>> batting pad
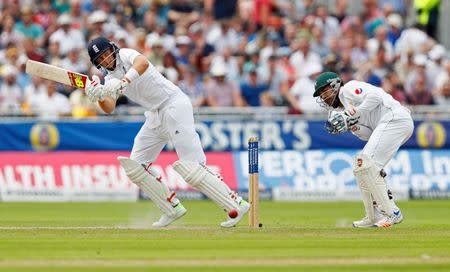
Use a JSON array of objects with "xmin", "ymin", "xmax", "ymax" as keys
[
  {"xmin": 118, "ymin": 156, "xmax": 176, "ymax": 216},
  {"xmin": 172, "ymin": 160, "xmax": 239, "ymax": 212},
  {"xmin": 353, "ymin": 154, "xmax": 394, "ymax": 216}
]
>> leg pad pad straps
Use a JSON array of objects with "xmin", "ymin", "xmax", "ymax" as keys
[
  {"xmin": 172, "ymin": 160, "xmax": 239, "ymax": 212},
  {"xmin": 118, "ymin": 156, "xmax": 176, "ymax": 216}
]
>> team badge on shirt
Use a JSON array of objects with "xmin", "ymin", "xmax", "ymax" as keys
[{"xmin": 355, "ymin": 88, "xmax": 363, "ymax": 95}]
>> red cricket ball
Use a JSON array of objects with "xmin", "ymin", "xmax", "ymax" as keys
[{"xmin": 228, "ymin": 209, "xmax": 238, "ymax": 218}]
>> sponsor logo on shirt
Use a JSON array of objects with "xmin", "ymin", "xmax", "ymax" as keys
[{"xmin": 355, "ymin": 88, "xmax": 363, "ymax": 95}]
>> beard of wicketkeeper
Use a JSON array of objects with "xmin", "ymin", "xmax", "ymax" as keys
[{"xmin": 318, "ymin": 85, "xmax": 343, "ymax": 109}]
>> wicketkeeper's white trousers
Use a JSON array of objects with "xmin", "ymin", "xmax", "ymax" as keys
[{"xmin": 361, "ymin": 107, "xmax": 414, "ymax": 169}]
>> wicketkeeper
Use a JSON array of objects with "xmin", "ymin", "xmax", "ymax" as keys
[
  {"xmin": 313, "ymin": 72, "xmax": 414, "ymax": 228},
  {"xmin": 84, "ymin": 37, "xmax": 249, "ymax": 228}
]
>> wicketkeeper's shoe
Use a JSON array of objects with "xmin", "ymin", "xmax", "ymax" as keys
[
  {"xmin": 352, "ymin": 206, "xmax": 384, "ymax": 228},
  {"xmin": 152, "ymin": 203, "xmax": 187, "ymax": 228},
  {"xmin": 373, "ymin": 209, "xmax": 403, "ymax": 228},
  {"xmin": 220, "ymin": 199, "xmax": 250, "ymax": 228}
]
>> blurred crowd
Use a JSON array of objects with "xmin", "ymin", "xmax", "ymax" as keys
[{"xmin": 0, "ymin": 0, "xmax": 449, "ymax": 119}]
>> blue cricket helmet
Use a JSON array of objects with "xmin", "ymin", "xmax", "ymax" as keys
[{"xmin": 87, "ymin": 37, "xmax": 119, "ymax": 69}]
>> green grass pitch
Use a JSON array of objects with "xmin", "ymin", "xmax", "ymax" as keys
[{"xmin": 0, "ymin": 200, "xmax": 449, "ymax": 271}]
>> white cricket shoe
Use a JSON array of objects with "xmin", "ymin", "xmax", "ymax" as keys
[
  {"xmin": 152, "ymin": 203, "xmax": 187, "ymax": 228},
  {"xmin": 352, "ymin": 206, "xmax": 384, "ymax": 228},
  {"xmin": 220, "ymin": 200, "xmax": 250, "ymax": 228},
  {"xmin": 374, "ymin": 209, "xmax": 403, "ymax": 228}
]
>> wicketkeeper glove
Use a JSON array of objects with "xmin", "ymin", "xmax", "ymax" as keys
[{"xmin": 325, "ymin": 108, "xmax": 360, "ymax": 134}]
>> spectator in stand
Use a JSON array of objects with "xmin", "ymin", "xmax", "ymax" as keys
[
  {"xmin": 243, "ymin": 52, "xmax": 263, "ymax": 79},
  {"xmin": 162, "ymin": 51, "xmax": 181, "ymax": 83},
  {"xmin": 427, "ymin": 44, "xmax": 447, "ymax": 85},
  {"xmin": 0, "ymin": 65, "xmax": 22, "ymax": 114},
  {"xmin": 46, "ymin": 41, "xmax": 63, "ymax": 67},
  {"xmin": 69, "ymin": 88, "xmax": 98, "ymax": 118},
  {"xmin": 435, "ymin": 60, "xmax": 450, "ymax": 93},
  {"xmin": 174, "ymin": 35, "xmax": 192, "ymax": 67},
  {"xmin": 435, "ymin": 79, "xmax": 450, "ymax": 106},
  {"xmin": 211, "ymin": 20, "xmax": 240, "ymax": 54},
  {"xmin": 356, "ymin": 45, "xmax": 392, "ymax": 85},
  {"xmin": 382, "ymin": 72, "xmax": 407, "ymax": 104},
  {"xmin": 259, "ymin": 55, "xmax": 282, "ymax": 97},
  {"xmin": 260, "ymin": 32, "xmax": 283, "ymax": 64},
  {"xmin": 146, "ymin": 20, "xmax": 176, "ymax": 53},
  {"xmin": 188, "ymin": 22, "xmax": 215, "ymax": 58},
  {"xmin": 0, "ymin": 42, "xmax": 27, "ymax": 67},
  {"xmin": 350, "ymin": 33, "xmax": 370, "ymax": 69},
  {"xmin": 331, "ymin": 0, "xmax": 349, "ymax": 23},
  {"xmin": 327, "ymin": 36, "xmax": 343, "ymax": 64},
  {"xmin": 367, "ymin": 25, "xmax": 394, "ymax": 63},
  {"xmin": 379, "ymin": 0, "xmax": 407, "ymax": 16},
  {"xmin": 394, "ymin": 48, "xmax": 415, "ymax": 83},
  {"xmin": 49, "ymin": 14, "xmax": 85, "ymax": 57},
  {"xmin": 14, "ymin": 6, "xmax": 45, "ymax": 47},
  {"xmin": 147, "ymin": 37, "xmax": 166, "ymax": 69},
  {"xmin": 290, "ymin": 37, "xmax": 321, "ymax": 78},
  {"xmin": 361, "ymin": 0, "xmax": 383, "ymax": 36},
  {"xmin": 240, "ymin": 66, "xmax": 269, "ymax": 107},
  {"xmin": 406, "ymin": 73, "xmax": 435, "ymax": 105},
  {"xmin": 87, "ymin": 10, "xmax": 120, "ymax": 39},
  {"xmin": 253, "ymin": 0, "xmax": 275, "ymax": 28},
  {"xmin": 211, "ymin": 46, "xmax": 240, "ymax": 82},
  {"xmin": 60, "ymin": 48, "xmax": 88, "ymax": 74},
  {"xmin": 204, "ymin": 63, "xmax": 244, "ymax": 107},
  {"xmin": 27, "ymin": 80, "xmax": 71, "ymax": 120},
  {"xmin": 22, "ymin": 38, "xmax": 45, "ymax": 63},
  {"xmin": 0, "ymin": 15, "xmax": 24, "ymax": 48},
  {"xmin": 314, "ymin": 4, "xmax": 341, "ymax": 43},
  {"xmin": 386, "ymin": 13, "xmax": 403, "ymax": 47},
  {"xmin": 404, "ymin": 54, "xmax": 435, "ymax": 95},
  {"xmin": 178, "ymin": 68, "xmax": 205, "ymax": 107},
  {"xmin": 204, "ymin": 0, "xmax": 237, "ymax": 20},
  {"xmin": 310, "ymin": 26, "xmax": 330, "ymax": 59},
  {"xmin": 167, "ymin": 0, "xmax": 200, "ymax": 33},
  {"xmin": 24, "ymin": 77, "xmax": 46, "ymax": 101},
  {"xmin": 23, "ymin": 77, "xmax": 46, "ymax": 115},
  {"xmin": 394, "ymin": 23, "xmax": 430, "ymax": 58},
  {"xmin": 295, "ymin": 0, "xmax": 317, "ymax": 20},
  {"xmin": 290, "ymin": 62, "xmax": 323, "ymax": 114}
]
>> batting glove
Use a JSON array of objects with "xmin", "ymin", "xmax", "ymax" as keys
[
  {"xmin": 86, "ymin": 75, "xmax": 105, "ymax": 103},
  {"xmin": 104, "ymin": 78, "xmax": 129, "ymax": 99}
]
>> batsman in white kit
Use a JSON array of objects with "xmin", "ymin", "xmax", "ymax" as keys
[
  {"xmin": 313, "ymin": 72, "xmax": 414, "ymax": 228},
  {"xmin": 85, "ymin": 37, "xmax": 249, "ymax": 228}
]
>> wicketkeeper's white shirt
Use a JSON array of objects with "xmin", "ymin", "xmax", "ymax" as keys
[
  {"xmin": 338, "ymin": 80, "xmax": 407, "ymax": 130},
  {"xmin": 338, "ymin": 80, "xmax": 414, "ymax": 168}
]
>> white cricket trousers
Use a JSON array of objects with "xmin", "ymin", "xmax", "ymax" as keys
[
  {"xmin": 130, "ymin": 91, "xmax": 206, "ymax": 165},
  {"xmin": 361, "ymin": 107, "xmax": 414, "ymax": 169}
]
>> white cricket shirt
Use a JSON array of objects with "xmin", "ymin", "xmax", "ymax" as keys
[
  {"xmin": 105, "ymin": 48, "xmax": 180, "ymax": 110},
  {"xmin": 338, "ymin": 80, "xmax": 406, "ymax": 130}
]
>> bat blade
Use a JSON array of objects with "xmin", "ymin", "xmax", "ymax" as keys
[{"xmin": 25, "ymin": 60, "xmax": 89, "ymax": 90}]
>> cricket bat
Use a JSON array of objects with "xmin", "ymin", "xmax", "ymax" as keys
[{"xmin": 25, "ymin": 60, "xmax": 90, "ymax": 90}]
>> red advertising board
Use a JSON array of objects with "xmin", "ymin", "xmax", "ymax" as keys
[{"xmin": 0, "ymin": 151, "xmax": 237, "ymax": 201}]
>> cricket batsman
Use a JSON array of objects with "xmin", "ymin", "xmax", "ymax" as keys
[
  {"xmin": 313, "ymin": 72, "xmax": 414, "ymax": 228},
  {"xmin": 84, "ymin": 37, "xmax": 249, "ymax": 228}
]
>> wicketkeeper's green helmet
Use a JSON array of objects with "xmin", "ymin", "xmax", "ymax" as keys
[{"xmin": 313, "ymin": 72, "xmax": 342, "ymax": 97}]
